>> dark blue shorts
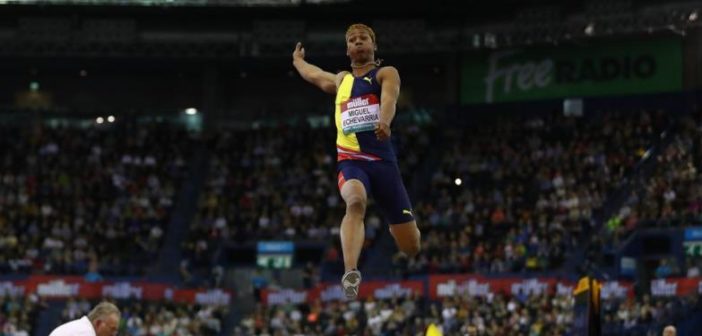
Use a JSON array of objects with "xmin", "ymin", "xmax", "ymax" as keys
[{"xmin": 337, "ymin": 160, "xmax": 414, "ymax": 225}]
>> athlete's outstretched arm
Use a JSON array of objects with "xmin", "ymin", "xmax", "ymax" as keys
[
  {"xmin": 292, "ymin": 42, "xmax": 337, "ymax": 94},
  {"xmin": 375, "ymin": 66, "xmax": 401, "ymax": 141}
]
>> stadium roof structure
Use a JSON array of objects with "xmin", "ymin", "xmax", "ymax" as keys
[
  {"xmin": 0, "ymin": 0, "xmax": 698, "ymax": 57},
  {"xmin": 0, "ymin": 0, "xmax": 349, "ymax": 5}
]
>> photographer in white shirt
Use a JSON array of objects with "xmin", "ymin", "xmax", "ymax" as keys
[{"xmin": 49, "ymin": 301, "xmax": 120, "ymax": 336}]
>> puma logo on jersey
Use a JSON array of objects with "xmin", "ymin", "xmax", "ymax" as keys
[{"xmin": 362, "ymin": 77, "xmax": 372, "ymax": 85}]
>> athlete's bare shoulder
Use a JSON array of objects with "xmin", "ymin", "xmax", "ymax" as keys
[
  {"xmin": 375, "ymin": 66, "xmax": 400, "ymax": 84},
  {"xmin": 334, "ymin": 71, "xmax": 351, "ymax": 89},
  {"xmin": 377, "ymin": 65, "xmax": 398, "ymax": 72}
]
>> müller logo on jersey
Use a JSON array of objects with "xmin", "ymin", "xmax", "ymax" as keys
[
  {"xmin": 340, "ymin": 94, "xmax": 380, "ymax": 135},
  {"xmin": 345, "ymin": 96, "xmax": 371, "ymax": 109}
]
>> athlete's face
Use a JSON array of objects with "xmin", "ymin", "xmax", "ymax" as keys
[{"xmin": 346, "ymin": 29, "xmax": 376, "ymax": 62}]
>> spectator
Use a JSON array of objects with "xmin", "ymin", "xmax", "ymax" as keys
[
  {"xmin": 0, "ymin": 124, "xmax": 194, "ymax": 276},
  {"xmin": 656, "ymin": 259, "xmax": 673, "ymax": 279},
  {"xmin": 686, "ymin": 258, "xmax": 700, "ymax": 278}
]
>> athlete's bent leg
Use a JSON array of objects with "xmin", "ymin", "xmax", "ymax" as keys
[{"xmin": 389, "ymin": 220, "xmax": 421, "ymax": 258}]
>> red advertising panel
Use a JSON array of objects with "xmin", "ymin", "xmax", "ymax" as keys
[
  {"xmin": 261, "ymin": 276, "xmax": 638, "ymax": 305},
  {"xmin": 428, "ymin": 275, "xmax": 633, "ymax": 300},
  {"xmin": 262, "ymin": 280, "xmax": 424, "ymax": 305},
  {"xmin": 650, "ymin": 278, "xmax": 702, "ymax": 297},
  {"xmin": 0, "ymin": 276, "xmax": 232, "ymax": 305}
]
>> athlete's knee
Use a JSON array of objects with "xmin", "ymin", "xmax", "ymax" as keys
[
  {"xmin": 402, "ymin": 229, "xmax": 421, "ymax": 257},
  {"xmin": 345, "ymin": 195, "xmax": 367, "ymax": 216},
  {"xmin": 393, "ymin": 225, "xmax": 420, "ymax": 257}
]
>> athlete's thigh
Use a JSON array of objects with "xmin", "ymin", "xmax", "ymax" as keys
[
  {"xmin": 365, "ymin": 161, "xmax": 414, "ymax": 224},
  {"xmin": 337, "ymin": 160, "xmax": 371, "ymax": 202}
]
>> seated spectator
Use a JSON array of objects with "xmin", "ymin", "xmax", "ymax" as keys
[
  {"xmin": 686, "ymin": 257, "xmax": 701, "ymax": 278},
  {"xmin": 400, "ymin": 110, "xmax": 669, "ymax": 276},
  {"xmin": 58, "ymin": 299, "xmax": 227, "ymax": 336},
  {"xmin": 655, "ymin": 258, "xmax": 680, "ymax": 279},
  {"xmin": 186, "ymin": 123, "xmax": 434, "ymax": 282},
  {"xmin": 0, "ymin": 293, "xmax": 48, "ymax": 336},
  {"xmin": 0, "ymin": 123, "xmax": 195, "ymax": 276},
  {"xmin": 243, "ymin": 288, "xmax": 702, "ymax": 336}
]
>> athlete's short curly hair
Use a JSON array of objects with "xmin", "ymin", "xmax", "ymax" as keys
[{"xmin": 346, "ymin": 23, "xmax": 376, "ymax": 44}]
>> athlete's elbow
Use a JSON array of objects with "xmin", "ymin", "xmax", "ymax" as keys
[{"xmin": 321, "ymin": 83, "xmax": 337, "ymax": 94}]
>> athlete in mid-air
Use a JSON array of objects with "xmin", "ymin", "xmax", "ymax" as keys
[{"xmin": 292, "ymin": 23, "xmax": 421, "ymax": 299}]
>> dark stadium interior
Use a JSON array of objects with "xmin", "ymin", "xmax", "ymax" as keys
[{"xmin": 1, "ymin": 0, "xmax": 702, "ymax": 335}]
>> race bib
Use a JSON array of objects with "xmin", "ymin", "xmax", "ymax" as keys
[{"xmin": 340, "ymin": 94, "xmax": 380, "ymax": 135}]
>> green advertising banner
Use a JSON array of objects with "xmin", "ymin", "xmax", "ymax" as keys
[{"xmin": 460, "ymin": 38, "xmax": 682, "ymax": 104}]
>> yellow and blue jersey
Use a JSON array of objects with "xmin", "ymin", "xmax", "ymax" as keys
[
  {"xmin": 334, "ymin": 68, "xmax": 414, "ymax": 224},
  {"xmin": 335, "ymin": 68, "xmax": 396, "ymax": 162}
]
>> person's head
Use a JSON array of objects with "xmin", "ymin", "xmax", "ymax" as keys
[
  {"xmin": 88, "ymin": 302, "xmax": 120, "ymax": 336},
  {"xmin": 345, "ymin": 23, "xmax": 377, "ymax": 64},
  {"xmin": 663, "ymin": 325, "xmax": 676, "ymax": 336}
]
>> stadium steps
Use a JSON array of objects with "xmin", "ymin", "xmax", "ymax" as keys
[
  {"xmin": 151, "ymin": 141, "xmax": 210, "ymax": 280},
  {"xmin": 408, "ymin": 123, "xmax": 444, "ymax": 206},
  {"xmin": 568, "ymin": 121, "xmax": 677, "ymax": 278},
  {"xmin": 362, "ymin": 228, "xmax": 400, "ymax": 279},
  {"xmin": 33, "ymin": 301, "xmax": 65, "ymax": 336},
  {"xmin": 220, "ymin": 268, "xmax": 278, "ymax": 334},
  {"xmin": 226, "ymin": 267, "xmax": 304, "ymax": 303},
  {"xmin": 229, "ymin": 268, "xmax": 255, "ymax": 297},
  {"xmin": 277, "ymin": 268, "xmax": 304, "ymax": 288},
  {"xmin": 221, "ymin": 293, "xmax": 254, "ymax": 336}
]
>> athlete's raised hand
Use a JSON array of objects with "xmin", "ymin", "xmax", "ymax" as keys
[
  {"xmin": 292, "ymin": 42, "xmax": 305, "ymax": 62},
  {"xmin": 375, "ymin": 122, "xmax": 391, "ymax": 141}
]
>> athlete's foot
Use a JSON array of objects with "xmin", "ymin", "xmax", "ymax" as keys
[{"xmin": 341, "ymin": 269, "xmax": 362, "ymax": 299}]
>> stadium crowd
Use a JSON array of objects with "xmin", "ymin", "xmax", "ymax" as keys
[
  {"xmin": 0, "ymin": 293, "xmax": 47, "ymax": 336},
  {"xmin": 183, "ymin": 123, "xmax": 434, "ymax": 281},
  {"xmin": 0, "ymin": 124, "xmax": 194, "ymax": 276},
  {"xmin": 2, "ymin": 109, "xmax": 698, "ymax": 335},
  {"xmin": 60, "ymin": 298, "xmax": 227, "ymax": 336},
  {"xmin": 598, "ymin": 111, "xmax": 702, "ymax": 277},
  {"xmin": 239, "ymin": 290, "xmax": 702, "ymax": 336},
  {"xmin": 392, "ymin": 111, "xmax": 671, "ymax": 276}
]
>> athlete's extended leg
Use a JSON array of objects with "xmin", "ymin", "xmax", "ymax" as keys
[
  {"xmin": 389, "ymin": 220, "xmax": 421, "ymax": 257},
  {"xmin": 340, "ymin": 179, "xmax": 367, "ymax": 271},
  {"xmin": 339, "ymin": 179, "xmax": 367, "ymax": 299}
]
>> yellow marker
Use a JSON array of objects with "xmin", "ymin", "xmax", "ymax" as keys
[{"xmin": 426, "ymin": 323, "xmax": 443, "ymax": 336}]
